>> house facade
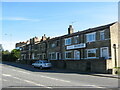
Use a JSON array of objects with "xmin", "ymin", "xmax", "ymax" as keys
[
  {"xmin": 61, "ymin": 24, "xmax": 112, "ymax": 60},
  {"xmin": 16, "ymin": 22, "xmax": 120, "ymax": 74}
]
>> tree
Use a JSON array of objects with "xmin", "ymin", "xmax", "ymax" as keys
[
  {"xmin": 10, "ymin": 49, "xmax": 20, "ymax": 61},
  {"xmin": 2, "ymin": 49, "xmax": 20, "ymax": 62},
  {"xmin": 2, "ymin": 50, "xmax": 10, "ymax": 61},
  {"xmin": 2, "ymin": 50, "xmax": 10, "ymax": 55},
  {"xmin": 11, "ymin": 49, "xmax": 20, "ymax": 59}
]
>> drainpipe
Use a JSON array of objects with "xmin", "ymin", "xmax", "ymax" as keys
[{"xmin": 113, "ymin": 44, "xmax": 117, "ymax": 68}]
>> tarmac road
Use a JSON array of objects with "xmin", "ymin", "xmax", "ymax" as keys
[{"xmin": 1, "ymin": 61, "xmax": 119, "ymax": 90}]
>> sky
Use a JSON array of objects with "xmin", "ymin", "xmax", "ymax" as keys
[{"xmin": 1, "ymin": 2, "xmax": 118, "ymax": 51}]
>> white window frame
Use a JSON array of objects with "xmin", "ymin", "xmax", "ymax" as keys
[
  {"xmin": 56, "ymin": 52, "xmax": 61, "ymax": 60},
  {"xmin": 28, "ymin": 54, "xmax": 31, "ymax": 59},
  {"xmin": 74, "ymin": 35, "xmax": 79, "ymax": 44},
  {"xmin": 87, "ymin": 48, "xmax": 97, "ymax": 59},
  {"xmin": 42, "ymin": 53, "xmax": 46, "ymax": 59},
  {"xmin": 86, "ymin": 32, "xmax": 96, "ymax": 42},
  {"xmin": 65, "ymin": 38, "xmax": 72, "ymax": 45},
  {"xmin": 51, "ymin": 43, "xmax": 55, "ymax": 48},
  {"xmin": 49, "ymin": 52, "xmax": 56, "ymax": 60},
  {"xmin": 100, "ymin": 30, "xmax": 105, "ymax": 40},
  {"xmin": 32, "ymin": 53, "xmax": 35, "ymax": 59},
  {"xmin": 65, "ymin": 51, "xmax": 72, "ymax": 59},
  {"xmin": 28, "ymin": 45, "xmax": 31, "ymax": 50},
  {"xmin": 100, "ymin": 47, "xmax": 109, "ymax": 59},
  {"xmin": 56, "ymin": 40, "xmax": 60, "ymax": 46},
  {"xmin": 74, "ymin": 50, "xmax": 80, "ymax": 60}
]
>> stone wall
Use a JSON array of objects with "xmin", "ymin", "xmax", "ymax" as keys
[{"xmin": 50, "ymin": 59, "xmax": 112, "ymax": 73}]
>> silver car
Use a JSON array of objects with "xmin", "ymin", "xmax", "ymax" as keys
[{"xmin": 32, "ymin": 60, "xmax": 52, "ymax": 69}]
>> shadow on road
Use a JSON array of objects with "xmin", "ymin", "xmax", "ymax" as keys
[{"xmin": 1, "ymin": 61, "xmax": 107, "ymax": 75}]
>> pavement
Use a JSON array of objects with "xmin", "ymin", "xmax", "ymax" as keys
[
  {"xmin": 1, "ymin": 61, "xmax": 119, "ymax": 79},
  {"xmin": 52, "ymin": 68, "xmax": 119, "ymax": 79}
]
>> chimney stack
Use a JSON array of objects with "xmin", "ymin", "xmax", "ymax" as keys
[
  {"xmin": 42, "ymin": 34, "xmax": 47, "ymax": 41},
  {"xmin": 68, "ymin": 25, "xmax": 74, "ymax": 34}
]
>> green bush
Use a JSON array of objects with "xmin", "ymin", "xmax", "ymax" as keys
[{"xmin": 2, "ymin": 49, "xmax": 20, "ymax": 62}]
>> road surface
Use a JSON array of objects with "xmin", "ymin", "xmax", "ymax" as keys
[{"xmin": 0, "ymin": 62, "xmax": 119, "ymax": 90}]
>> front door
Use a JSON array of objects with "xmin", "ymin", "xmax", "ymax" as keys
[
  {"xmin": 32, "ymin": 53, "xmax": 35, "ymax": 59},
  {"xmin": 74, "ymin": 50, "xmax": 80, "ymax": 60},
  {"xmin": 101, "ymin": 47, "xmax": 109, "ymax": 59},
  {"xmin": 56, "ymin": 52, "xmax": 61, "ymax": 60}
]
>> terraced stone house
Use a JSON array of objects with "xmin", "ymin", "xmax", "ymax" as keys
[{"xmin": 16, "ymin": 22, "xmax": 120, "ymax": 74}]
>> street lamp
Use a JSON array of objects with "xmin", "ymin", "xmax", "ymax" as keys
[{"xmin": 113, "ymin": 44, "xmax": 117, "ymax": 67}]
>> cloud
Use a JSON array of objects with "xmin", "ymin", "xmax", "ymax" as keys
[{"xmin": 1, "ymin": 17, "xmax": 40, "ymax": 21}]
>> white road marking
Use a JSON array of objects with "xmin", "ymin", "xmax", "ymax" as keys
[
  {"xmin": 87, "ymin": 84, "xmax": 105, "ymax": 88},
  {"xmin": 2, "ymin": 74, "xmax": 52, "ymax": 89},
  {"xmin": 1, "ymin": 73, "xmax": 108, "ymax": 89},
  {"xmin": 3, "ymin": 66, "xmax": 30, "ymax": 74},
  {"xmin": 2, "ymin": 74, "xmax": 11, "ymax": 77},
  {"xmin": 12, "ymin": 76, "xmax": 23, "ymax": 80},
  {"xmin": 39, "ymin": 75, "xmax": 106, "ymax": 88},
  {"xmin": 40, "ymin": 75, "xmax": 70, "ymax": 83},
  {"xmin": 23, "ymin": 80, "xmax": 52, "ymax": 89},
  {"xmin": 3, "ymin": 79, "xmax": 8, "ymax": 81},
  {"xmin": 12, "ymin": 69, "xmax": 30, "ymax": 74}
]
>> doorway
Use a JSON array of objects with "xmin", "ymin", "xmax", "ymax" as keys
[{"xmin": 74, "ymin": 50, "xmax": 80, "ymax": 60}]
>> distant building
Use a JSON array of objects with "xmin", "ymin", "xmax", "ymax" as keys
[{"xmin": 16, "ymin": 22, "xmax": 120, "ymax": 74}]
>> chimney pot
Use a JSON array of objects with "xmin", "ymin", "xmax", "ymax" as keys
[{"xmin": 68, "ymin": 25, "xmax": 74, "ymax": 34}]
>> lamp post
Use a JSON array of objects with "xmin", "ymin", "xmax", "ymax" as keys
[{"xmin": 113, "ymin": 44, "xmax": 117, "ymax": 67}]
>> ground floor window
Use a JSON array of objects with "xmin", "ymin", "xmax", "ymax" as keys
[
  {"xmin": 21, "ymin": 54, "xmax": 26, "ymax": 60},
  {"xmin": 49, "ymin": 52, "xmax": 56, "ymax": 60},
  {"xmin": 65, "ymin": 51, "xmax": 72, "ymax": 59},
  {"xmin": 42, "ymin": 53, "xmax": 46, "ymax": 59},
  {"xmin": 87, "ymin": 49, "xmax": 96, "ymax": 59},
  {"xmin": 28, "ymin": 54, "xmax": 31, "ymax": 59}
]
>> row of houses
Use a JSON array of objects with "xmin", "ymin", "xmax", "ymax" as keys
[{"xmin": 16, "ymin": 22, "xmax": 120, "ymax": 74}]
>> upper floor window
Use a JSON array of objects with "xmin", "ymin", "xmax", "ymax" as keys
[
  {"xmin": 28, "ymin": 45, "xmax": 31, "ymax": 50},
  {"xmin": 56, "ymin": 40, "xmax": 59, "ymax": 46},
  {"xmin": 74, "ymin": 35, "xmax": 79, "ymax": 44},
  {"xmin": 100, "ymin": 31, "xmax": 105, "ymax": 40},
  {"xmin": 39, "ymin": 44, "xmax": 42, "ymax": 49},
  {"xmin": 42, "ymin": 43, "xmax": 46, "ymax": 48},
  {"xmin": 86, "ymin": 32, "xmax": 96, "ymax": 42},
  {"xmin": 51, "ymin": 43, "xmax": 55, "ymax": 48},
  {"xmin": 34, "ymin": 44, "xmax": 38, "ymax": 49},
  {"xmin": 65, "ymin": 38, "xmax": 71, "ymax": 45}
]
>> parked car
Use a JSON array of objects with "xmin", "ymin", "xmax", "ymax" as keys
[{"xmin": 32, "ymin": 60, "xmax": 52, "ymax": 69}]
